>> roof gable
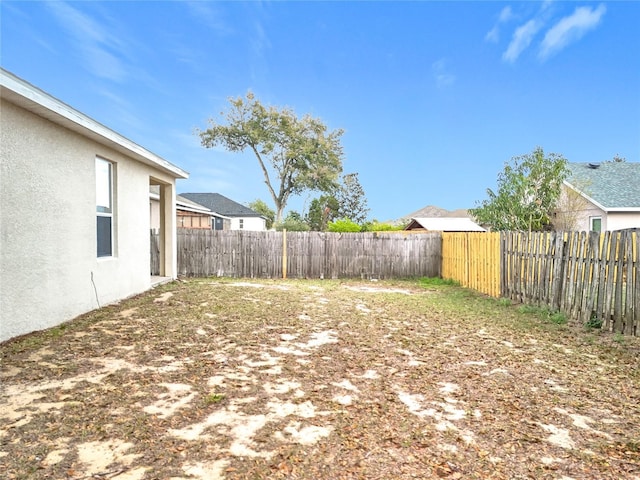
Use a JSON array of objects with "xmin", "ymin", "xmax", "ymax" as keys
[
  {"xmin": 180, "ymin": 193, "xmax": 263, "ymax": 218},
  {"xmin": 565, "ymin": 162, "xmax": 640, "ymax": 210},
  {"xmin": 405, "ymin": 205, "xmax": 470, "ymax": 219}
]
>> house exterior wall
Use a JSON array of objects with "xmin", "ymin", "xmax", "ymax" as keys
[
  {"xmin": 177, "ymin": 211, "xmax": 211, "ymax": 229},
  {"xmin": 212, "ymin": 215, "xmax": 231, "ymax": 231},
  {"xmin": 555, "ymin": 185, "xmax": 602, "ymax": 231},
  {"xmin": 571, "ymin": 204, "xmax": 606, "ymax": 232},
  {"xmin": 555, "ymin": 185, "xmax": 640, "ymax": 232},
  {"xmin": 230, "ymin": 216, "xmax": 266, "ymax": 231},
  {"xmin": 0, "ymin": 98, "xmax": 178, "ymax": 342},
  {"xmin": 558, "ymin": 204, "xmax": 640, "ymax": 232},
  {"xmin": 607, "ymin": 212, "xmax": 640, "ymax": 231}
]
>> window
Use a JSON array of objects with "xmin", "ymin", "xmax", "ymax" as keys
[
  {"xmin": 239, "ymin": 219, "xmax": 244, "ymax": 229},
  {"xmin": 96, "ymin": 158, "xmax": 114, "ymax": 257},
  {"xmin": 590, "ymin": 216, "xmax": 602, "ymax": 233}
]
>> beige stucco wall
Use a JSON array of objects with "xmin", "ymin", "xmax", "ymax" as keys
[
  {"xmin": 0, "ymin": 99, "xmax": 177, "ymax": 342},
  {"xmin": 554, "ymin": 185, "xmax": 640, "ymax": 232},
  {"xmin": 607, "ymin": 212, "xmax": 640, "ymax": 230},
  {"xmin": 562, "ymin": 206, "xmax": 640, "ymax": 232},
  {"xmin": 573, "ymin": 205, "xmax": 607, "ymax": 232}
]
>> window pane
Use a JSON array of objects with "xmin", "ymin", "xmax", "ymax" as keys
[
  {"xmin": 591, "ymin": 218, "xmax": 602, "ymax": 232},
  {"xmin": 97, "ymin": 216, "xmax": 112, "ymax": 257},
  {"xmin": 96, "ymin": 159, "xmax": 111, "ymax": 213}
]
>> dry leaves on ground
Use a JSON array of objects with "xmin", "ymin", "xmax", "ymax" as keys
[{"xmin": 1, "ymin": 278, "xmax": 639, "ymax": 480}]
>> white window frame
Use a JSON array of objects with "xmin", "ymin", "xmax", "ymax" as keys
[
  {"xmin": 96, "ymin": 157, "xmax": 114, "ymax": 257},
  {"xmin": 239, "ymin": 218, "xmax": 244, "ymax": 230},
  {"xmin": 590, "ymin": 216, "xmax": 602, "ymax": 233}
]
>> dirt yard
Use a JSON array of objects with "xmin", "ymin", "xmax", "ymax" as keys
[{"xmin": 1, "ymin": 278, "xmax": 639, "ymax": 479}]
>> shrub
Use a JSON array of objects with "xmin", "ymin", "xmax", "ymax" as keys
[
  {"xmin": 327, "ymin": 218, "xmax": 361, "ymax": 232},
  {"xmin": 585, "ymin": 314, "xmax": 603, "ymax": 330},
  {"xmin": 361, "ymin": 221, "xmax": 404, "ymax": 232},
  {"xmin": 274, "ymin": 219, "xmax": 310, "ymax": 232}
]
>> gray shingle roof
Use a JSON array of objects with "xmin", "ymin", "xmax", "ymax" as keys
[
  {"xmin": 565, "ymin": 162, "xmax": 640, "ymax": 210},
  {"xmin": 179, "ymin": 193, "xmax": 264, "ymax": 217}
]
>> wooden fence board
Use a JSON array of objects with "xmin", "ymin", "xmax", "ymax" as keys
[
  {"xmin": 442, "ymin": 232, "xmax": 500, "ymax": 297},
  {"xmin": 174, "ymin": 229, "xmax": 441, "ymax": 280},
  {"xmin": 624, "ymin": 231, "xmax": 634, "ymax": 335},
  {"xmin": 635, "ymin": 231, "xmax": 640, "ymax": 336},
  {"xmin": 153, "ymin": 227, "xmax": 638, "ymax": 336},
  {"xmin": 150, "ymin": 230, "xmax": 160, "ymax": 275},
  {"xmin": 501, "ymin": 230, "xmax": 638, "ymax": 337}
]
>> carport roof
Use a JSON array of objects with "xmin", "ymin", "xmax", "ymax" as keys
[{"xmin": 405, "ymin": 217, "xmax": 486, "ymax": 232}]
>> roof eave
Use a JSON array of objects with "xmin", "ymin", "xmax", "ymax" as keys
[
  {"xmin": 1, "ymin": 68, "xmax": 188, "ymax": 180},
  {"xmin": 563, "ymin": 180, "xmax": 609, "ymax": 212}
]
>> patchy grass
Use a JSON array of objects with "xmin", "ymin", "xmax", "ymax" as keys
[
  {"xmin": 204, "ymin": 393, "xmax": 226, "ymax": 405},
  {"xmin": 516, "ymin": 304, "xmax": 568, "ymax": 327},
  {"xmin": 1, "ymin": 278, "xmax": 639, "ymax": 480},
  {"xmin": 418, "ymin": 276, "xmax": 461, "ymax": 287}
]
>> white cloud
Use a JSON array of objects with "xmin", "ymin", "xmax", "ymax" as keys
[
  {"xmin": 499, "ymin": 6, "xmax": 514, "ymax": 23},
  {"xmin": 503, "ymin": 19, "xmax": 543, "ymax": 63},
  {"xmin": 45, "ymin": 1, "xmax": 129, "ymax": 82},
  {"xmin": 539, "ymin": 4, "xmax": 606, "ymax": 60},
  {"xmin": 485, "ymin": 6, "xmax": 514, "ymax": 43},
  {"xmin": 485, "ymin": 26, "xmax": 499, "ymax": 43},
  {"xmin": 250, "ymin": 20, "xmax": 271, "ymax": 60},
  {"xmin": 432, "ymin": 59, "xmax": 455, "ymax": 88},
  {"xmin": 185, "ymin": 1, "xmax": 232, "ymax": 35}
]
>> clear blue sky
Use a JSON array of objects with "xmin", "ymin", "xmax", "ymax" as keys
[{"xmin": 2, "ymin": 1, "xmax": 638, "ymax": 221}]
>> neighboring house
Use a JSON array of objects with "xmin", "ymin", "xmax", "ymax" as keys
[
  {"xmin": 150, "ymin": 189, "xmax": 230, "ymax": 230},
  {"xmin": 0, "ymin": 68, "xmax": 188, "ymax": 343},
  {"xmin": 405, "ymin": 217, "xmax": 486, "ymax": 232},
  {"xmin": 555, "ymin": 162, "xmax": 640, "ymax": 232},
  {"xmin": 180, "ymin": 193, "xmax": 267, "ymax": 231},
  {"xmin": 392, "ymin": 205, "xmax": 470, "ymax": 227},
  {"xmin": 405, "ymin": 205, "xmax": 471, "ymax": 219}
]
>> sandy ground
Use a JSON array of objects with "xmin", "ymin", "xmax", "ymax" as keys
[{"xmin": 1, "ymin": 279, "xmax": 639, "ymax": 479}]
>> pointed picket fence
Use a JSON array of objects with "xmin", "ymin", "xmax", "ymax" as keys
[{"xmin": 501, "ymin": 230, "xmax": 639, "ymax": 335}]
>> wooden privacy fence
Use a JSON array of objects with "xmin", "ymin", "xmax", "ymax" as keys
[
  {"xmin": 152, "ymin": 227, "xmax": 638, "ymax": 336},
  {"xmin": 175, "ymin": 229, "xmax": 442, "ymax": 280},
  {"xmin": 150, "ymin": 231, "xmax": 160, "ymax": 276},
  {"xmin": 442, "ymin": 232, "xmax": 501, "ymax": 297},
  {"xmin": 440, "ymin": 230, "xmax": 638, "ymax": 336},
  {"xmin": 502, "ymin": 230, "xmax": 639, "ymax": 336}
]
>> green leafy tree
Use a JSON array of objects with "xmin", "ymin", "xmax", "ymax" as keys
[
  {"xmin": 248, "ymin": 199, "xmax": 275, "ymax": 229},
  {"xmin": 335, "ymin": 173, "xmax": 369, "ymax": 224},
  {"xmin": 327, "ymin": 218, "xmax": 362, "ymax": 232},
  {"xmin": 469, "ymin": 147, "xmax": 568, "ymax": 231},
  {"xmin": 306, "ymin": 194, "xmax": 339, "ymax": 231},
  {"xmin": 274, "ymin": 211, "xmax": 310, "ymax": 232},
  {"xmin": 198, "ymin": 92, "xmax": 344, "ymax": 223}
]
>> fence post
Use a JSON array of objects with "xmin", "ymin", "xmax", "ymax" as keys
[
  {"xmin": 550, "ymin": 233, "xmax": 565, "ymax": 311},
  {"xmin": 282, "ymin": 229, "xmax": 287, "ymax": 279}
]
